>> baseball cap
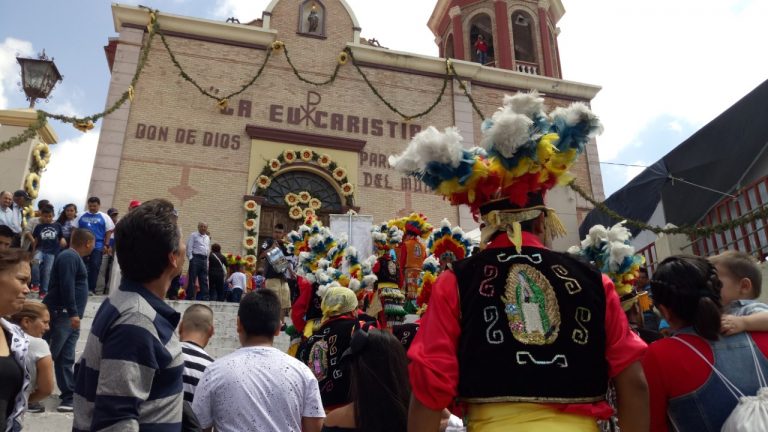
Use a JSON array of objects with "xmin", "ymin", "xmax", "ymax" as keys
[
  {"xmin": 107, "ymin": 208, "xmax": 119, "ymax": 216},
  {"xmin": 13, "ymin": 190, "xmax": 30, "ymax": 200},
  {"xmin": 128, "ymin": 200, "xmax": 141, "ymax": 209}
]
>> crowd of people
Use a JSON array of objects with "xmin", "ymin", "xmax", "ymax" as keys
[{"xmin": 2, "ymin": 92, "xmax": 768, "ymax": 432}]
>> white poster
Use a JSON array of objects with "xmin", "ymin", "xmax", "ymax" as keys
[{"xmin": 330, "ymin": 214, "xmax": 374, "ymax": 259}]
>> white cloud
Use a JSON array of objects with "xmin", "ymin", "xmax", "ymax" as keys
[
  {"xmin": 37, "ymin": 129, "xmax": 100, "ymax": 212},
  {"xmin": 0, "ymin": 37, "xmax": 34, "ymax": 109},
  {"xmin": 668, "ymin": 120, "xmax": 683, "ymax": 133},
  {"xmin": 559, "ymin": 0, "xmax": 768, "ymax": 162}
]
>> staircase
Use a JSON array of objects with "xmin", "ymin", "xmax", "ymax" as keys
[{"xmin": 77, "ymin": 296, "xmax": 291, "ymax": 359}]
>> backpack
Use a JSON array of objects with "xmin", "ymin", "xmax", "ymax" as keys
[{"xmin": 672, "ymin": 335, "xmax": 768, "ymax": 432}]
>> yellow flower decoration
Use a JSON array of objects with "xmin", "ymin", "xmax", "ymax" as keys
[
  {"xmin": 283, "ymin": 150, "xmax": 297, "ymax": 163},
  {"xmin": 289, "ymin": 206, "xmax": 304, "ymax": 220},
  {"xmin": 269, "ymin": 159, "xmax": 281, "ymax": 172},
  {"xmin": 217, "ymin": 98, "xmax": 229, "ymax": 110},
  {"xmin": 341, "ymin": 183, "xmax": 354, "ymax": 196},
  {"xmin": 25, "ymin": 173, "xmax": 40, "ymax": 199},
  {"xmin": 300, "ymin": 149, "xmax": 313, "ymax": 162},
  {"xmin": 298, "ymin": 191, "xmax": 311, "ymax": 204},
  {"xmin": 243, "ymin": 200, "xmax": 258, "ymax": 211},
  {"xmin": 285, "ymin": 193, "xmax": 299, "ymax": 206},
  {"xmin": 338, "ymin": 51, "xmax": 349, "ymax": 65},
  {"xmin": 333, "ymin": 167, "xmax": 347, "ymax": 181},
  {"xmin": 309, "ymin": 198, "xmax": 322, "ymax": 210},
  {"xmin": 303, "ymin": 207, "xmax": 316, "ymax": 219},
  {"xmin": 244, "ymin": 219, "xmax": 258, "ymax": 230},
  {"xmin": 256, "ymin": 175, "xmax": 271, "ymax": 189},
  {"xmin": 244, "ymin": 255, "xmax": 258, "ymax": 267},
  {"xmin": 32, "ymin": 142, "xmax": 50, "ymax": 170},
  {"xmin": 243, "ymin": 236, "xmax": 257, "ymax": 249},
  {"xmin": 271, "ymin": 40, "xmax": 285, "ymax": 51},
  {"xmin": 318, "ymin": 154, "xmax": 332, "ymax": 167},
  {"xmin": 74, "ymin": 120, "xmax": 94, "ymax": 132}
]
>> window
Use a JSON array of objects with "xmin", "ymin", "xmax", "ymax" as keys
[
  {"xmin": 512, "ymin": 11, "xmax": 536, "ymax": 63},
  {"xmin": 469, "ymin": 13, "xmax": 494, "ymax": 65},
  {"xmin": 261, "ymin": 170, "xmax": 342, "ymax": 212}
]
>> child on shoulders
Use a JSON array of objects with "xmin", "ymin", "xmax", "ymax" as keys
[{"xmin": 710, "ymin": 250, "xmax": 768, "ymax": 335}]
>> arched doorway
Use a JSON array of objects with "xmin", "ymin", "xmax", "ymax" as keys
[{"xmin": 257, "ymin": 170, "xmax": 343, "ymax": 234}]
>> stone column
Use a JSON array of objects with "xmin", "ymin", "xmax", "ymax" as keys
[
  {"xmin": 449, "ymin": 6, "xmax": 466, "ymax": 61},
  {"xmin": 493, "ymin": 0, "xmax": 513, "ymax": 69},
  {"xmin": 452, "ymin": 80, "xmax": 479, "ymax": 232},
  {"xmin": 87, "ymin": 27, "xmax": 144, "ymax": 209},
  {"xmin": 538, "ymin": 0, "xmax": 554, "ymax": 77}
]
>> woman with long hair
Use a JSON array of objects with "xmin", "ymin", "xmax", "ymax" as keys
[
  {"xmin": 0, "ymin": 249, "xmax": 32, "ymax": 431},
  {"xmin": 323, "ymin": 329, "xmax": 410, "ymax": 432},
  {"xmin": 56, "ymin": 204, "xmax": 77, "ymax": 247},
  {"xmin": 10, "ymin": 301, "xmax": 53, "ymax": 422},
  {"xmin": 643, "ymin": 255, "xmax": 768, "ymax": 431}
]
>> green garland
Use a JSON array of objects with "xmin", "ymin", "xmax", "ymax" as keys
[
  {"xmin": 157, "ymin": 27, "xmax": 273, "ymax": 104},
  {"xmin": 346, "ymin": 48, "xmax": 451, "ymax": 121},
  {"xmin": 449, "ymin": 63, "xmax": 488, "ymax": 122},
  {"xmin": 0, "ymin": 110, "xmax": 47, "ymax": 153},
  {"xmin": 283, "ymin": 45, "xmax": 341, "ymax": 86},
  {"xmin": 567, "ymin": 181, "xmax": 768, "ymax": 237}
]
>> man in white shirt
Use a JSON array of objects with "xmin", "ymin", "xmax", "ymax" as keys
[
  {"xmin": 192, "ymin": 290, "xmax": 324, "ymax": 432},
  {"xmin": 0, "ymin": 191, "xmax": 22, "ymax": 245},
  {"xmin": 185, "ymin": 222, "xmax": 211, "ymax": 300}
]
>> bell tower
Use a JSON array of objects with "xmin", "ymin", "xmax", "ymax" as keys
[{"xmin": 428, "ymin": 0, "xmax": 564, "ymax": 78}]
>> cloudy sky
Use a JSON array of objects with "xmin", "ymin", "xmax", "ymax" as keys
[{"xmin": 1, "ymin": 0, "xmax": 766, "ymax": 213}]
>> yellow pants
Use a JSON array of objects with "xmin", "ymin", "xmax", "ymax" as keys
[{"xmin": 466, "ymin": 402, "xmax": 599, "ymax": 432}]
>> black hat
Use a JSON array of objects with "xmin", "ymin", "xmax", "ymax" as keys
[
  {"xmin": 13, "ymin": 190, "xmax": 30, "ymax": 200},
  {"xmin": 107, "ymin": 208, "xmax": 119, "ymax": 216}
]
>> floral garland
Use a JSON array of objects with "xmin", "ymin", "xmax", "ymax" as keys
[
  {"xmin": 242, "ymin": 199, "xmax": 260, "ymax": 267},
  {"xmin": 285, "ymin": 191, "xmax": 322, "ymax": 220},
  {"xmin": 255, "ymin": 148, "xmax": 355, "ymax": 206}
]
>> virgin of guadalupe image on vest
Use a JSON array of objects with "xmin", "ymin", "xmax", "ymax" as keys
[{"xmin": 390, "ymin": 91, "xmax": 649, "ymax": 431}]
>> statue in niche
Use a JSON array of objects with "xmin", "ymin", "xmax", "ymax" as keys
[{"xmin": 307, "ymin": 6, "xmax": 320, "ymax": 33}]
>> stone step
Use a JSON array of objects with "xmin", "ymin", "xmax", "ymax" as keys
[{"xmin": 76, "ymin": 296, "xmax": 290, "ymax": 358}]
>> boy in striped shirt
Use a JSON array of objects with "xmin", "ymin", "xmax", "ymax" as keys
[{"xmin": 179, "ymin": 304, "xmax": 215, "ymax": 402}]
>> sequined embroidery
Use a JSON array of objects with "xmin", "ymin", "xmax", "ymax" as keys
[
  {"xmin": 572, "ymin": 307, "xmax": 591, "ymax": 345},
  {"xmin": 551, "ymin": 264, "xmax": 582, "ymax": 294},
  {"xmin": 502, "ymin": 264, "xmax": 561, "ymax": 345}
]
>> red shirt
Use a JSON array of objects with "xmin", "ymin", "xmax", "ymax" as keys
[
  {"xmin": 291, "ymin": 276, "xmax": 314, "ymax": 333},
  {"xmin": 642, "ymin": 331, "xmax": 768, "ymax": 431},
  {"xmin": 407, "ymin": 232, "xmax": 647, "ymax": 419}
]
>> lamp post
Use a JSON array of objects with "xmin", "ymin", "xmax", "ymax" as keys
[{"xmin": 17, "ymin": 50, "xmax": 62, "ymax": 108}]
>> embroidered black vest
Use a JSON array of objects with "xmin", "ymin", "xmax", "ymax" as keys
[
  {"xmin": 453, "ymin": 246, "xmax": 608, "ymax": 403},
  {"xmin": 300, "ymin": 316, "xmax": 357, "ymax": 409},
  {"xmin": 376, "ymin": 255, "xmax": 400, "ymax": 285}
]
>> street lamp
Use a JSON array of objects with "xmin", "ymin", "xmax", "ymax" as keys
[{"xmin": 17, "ymin": 50, "xmax": 62, "ymax": 108}]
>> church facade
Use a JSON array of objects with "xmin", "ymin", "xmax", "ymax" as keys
[{"xmin": 88, "ymin": 0, "xmax": 603, "ymax": 255}]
